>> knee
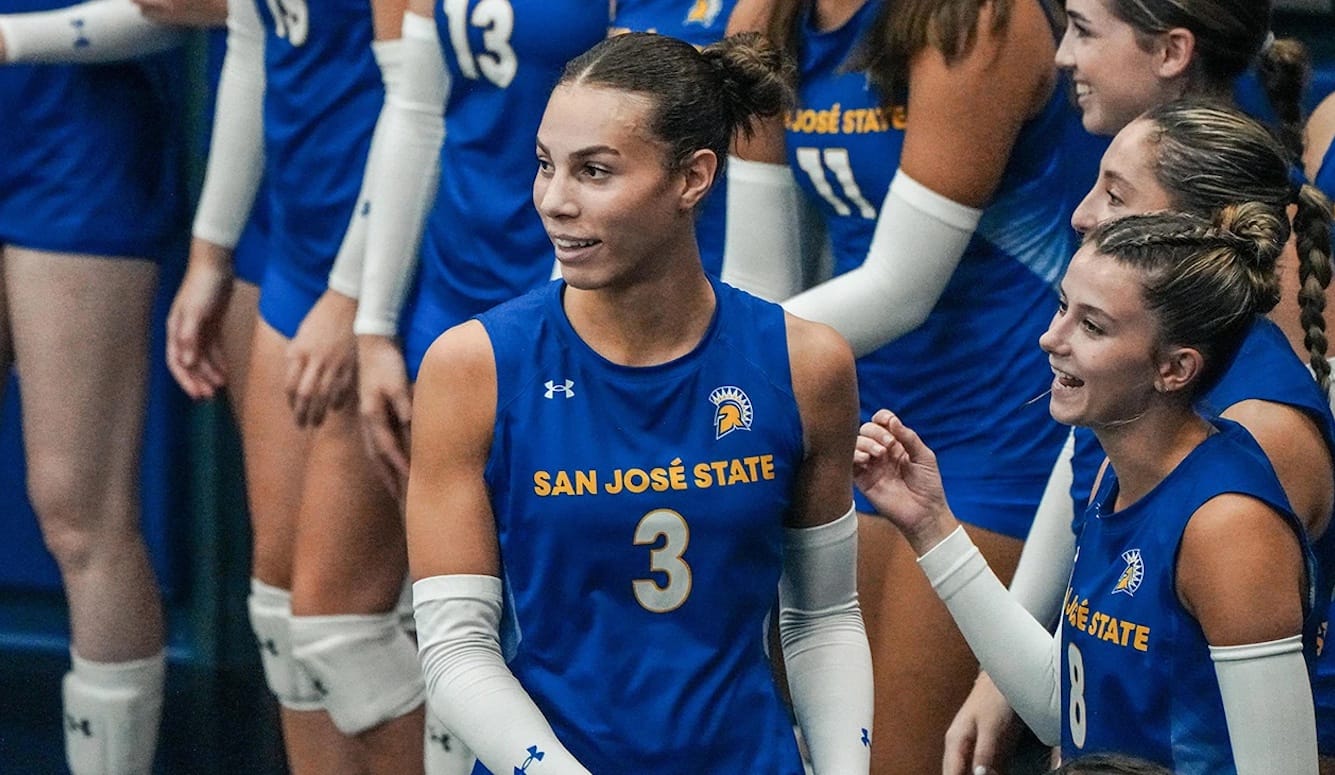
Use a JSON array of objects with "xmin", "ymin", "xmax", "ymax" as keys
[{"xmin": 28, "ymin": 456, "xmax": 137, "ymax": 572}]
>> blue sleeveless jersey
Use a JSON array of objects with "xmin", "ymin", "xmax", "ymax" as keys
[
  {"xmin": 1318, "ymin": 140, "xmax": 1335, "ymax": 217},
  {"xmin": 1061, "ymin": 419, "xmax": 1317, "ymax": 773},
  {"xmin": 785, "ymin": 0, "xmax": 1078, "ymax": 537},
  {"xmin": 609, "ymin": 0, "xmax": 736, "ymax": 277},
  {"xmin": 255, "ymin": 0, "xmax": 381, "ymax": 336},
  {"xmin": 0, "ymin": 0, "xmax": 185, "ymax": 260},
  {"xmin": 402, "ymin": 1, "xmax": 608, "ymax": 377},
  {"xmin": 204, "ymin": 27, "xmax": 268, "ymax": 286},
  {"xmin": 474, "ymin": 278, "xmax": 807, "ymax": 774}
]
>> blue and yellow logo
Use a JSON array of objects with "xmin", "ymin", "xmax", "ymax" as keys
[
  {"xmin": 1113, "ymin": 549, "xmax": 1143, "ymax": 597},
  {"xmin": 709, "ymin": 385, "xmax": 753, "ymax": 439},
  {"xmin": 685, "ymin": 0, "xmax": 723, "ymax": 26}
]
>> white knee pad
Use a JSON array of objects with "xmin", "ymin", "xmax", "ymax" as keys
[
  {"xmin": 289, "ymin": 611, "xmax": 426, "ymax": 735},
  {"xmin": 425, "ymin": 709, "xmax": 475, "ymax": 775},
  {"xmin": 247, "ymin": 579, "xmax": 322, "ymax": 711},
  {"xmin": 62, "ymin": 651, "xmax": 165, "ymax": 775}
]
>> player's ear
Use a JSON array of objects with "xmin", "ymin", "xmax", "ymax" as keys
[{"xmin": 678, "ymin": 148, "xmax": 717, "ymax": 211}]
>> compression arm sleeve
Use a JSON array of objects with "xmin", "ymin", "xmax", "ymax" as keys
[
  {"xmin": 414, "ymin": 574, "xmax": 592, "ymax": 775},
  {"xmin": 1211, "ymin": 636, "xmax": 1318, "ymax": 775},
  {"xmin": 1008, "ymin": 430, "xmax": 1077, "ymax": 627},
  {"xmin": 917, "ymin": 526, "xmax": 1062, "ymax": 745},
  {"xmin": 0, "ymin": 0, "xmax": 184, "ymax": 63},
  {"xmin": 782, "ymin": 171, "xmax": 982, "ymax": 357},
  {"xmin": 721, "ymin": 157, "xmax": 808, "ymax": 302},
  {"xmin": 190, "ymin": 0, "xmax": 264, "ymax": 249},
  {"xmin": 352, "ymin": 11, "xmax": 446, "ymax": 335},
  {"xmin": 778, "ymin": 507, "xmax": 874, "ymax": 772},
  {"xmin": 326, "ymin": 37, "xmax": 406, "ymax": 298}
]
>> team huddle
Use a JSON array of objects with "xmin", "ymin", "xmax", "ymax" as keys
[{"xmin": 2, "ymin": 0, "xmax": 1335, "ymax": 773}]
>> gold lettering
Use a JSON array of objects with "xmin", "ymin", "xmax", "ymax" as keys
[{"xmin": 533, "ymin": 471, "xmax": 551, "ymax": 496}]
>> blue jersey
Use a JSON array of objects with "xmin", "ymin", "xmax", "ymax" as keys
[
  {"xmin": 0, "ymin": 0, "xmax": 185, "ymax": 260},
  {"xmin": 204, "ymin": 27, "xmax": 268, "ymax": 286},
  {"xmin": 786, "ymin": 0, "xmax": 1079, "ymax": 537},
  {"xmin": 474, "ymin": 278, "xmax": 807, "ymax": 774},
  {"xmin": 609, "ymin": 0, "xmax": 736, "ymax": 276},
  {"xmin": 255, "ymin": 0, "xmax": 381, "ymax": 337},
  {"xmin": 402, "ymin": 1, "xmax": 608, "ymax": 376},
  {"xmin": 1318, "ymin": 141, "xmax": 1334, "ymax": 199},
  {"xmin": 1061, "ymin": 419, "xmax": 1317, "ymax": 773}
]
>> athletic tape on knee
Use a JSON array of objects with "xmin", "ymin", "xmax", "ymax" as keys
[
  {"xmin": 62, "ymin": 651, "xmax": 165, "ymax": 775},
  {"xmin": 247, "ymin": 579, "xmax": 322, "ymax": 711},
  {"xmin": 289, "ymin": 612, "xmax": 426, "ymax": 735}
]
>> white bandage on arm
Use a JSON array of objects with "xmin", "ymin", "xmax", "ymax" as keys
[
  {"xmin": 0, "ymin": 0, "xmax": 184, "ymax": 63},
  {"xmin": 783, "ymin": 171, "xmax": 982, "ymax": 357},
  {"xmin": 1211, "ymin": 636, "xmax": 1318, "ymax": 774},
  {"xmin": 779, "ymin": 507, "xmax": 874, "ymax": 772},
  {"xmin": 414, "ymin": 574, "xmax": 591, "ymax": 775},
  {"xmin": 1008, "ymin": 430, "xmax": 1077, "ymax": 627},
  {"xmin": 190, "ymin": 0, "xmax": 264, "ymax": 249},
  {"xmin": 721, "ymin": 156, "xmax": 808, "ymax": 302},
  {"xmin": 351, "ymin": 11, "xmax": 446, "ymax": 335},
  {"xmin": 326, "ymin": 37, "xmax": 406, "ymax": 298},
  {"xmin": 917, "ymin": 526, "xmax": 1062, "ymax": 745}
]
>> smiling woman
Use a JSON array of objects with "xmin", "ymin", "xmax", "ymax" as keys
[
  {"xmin": 855, "ymin": 203, "xmax": 1323, "ymax": 773},
  {"xmin": 405, "ymin": 32, "xmax": 875, "ymax": 775}
]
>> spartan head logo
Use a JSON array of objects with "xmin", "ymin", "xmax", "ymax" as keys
[
  {"xmin": 684, "ymin": 0, "xmax": 723, "ymax": 26},
  {"xmin": 709, "ymin": 386, "xmax": 753, "ymax": 439},
  {"xmin": 1112, "ymin": 548, "xmax": 1143, "ymax": 597}
]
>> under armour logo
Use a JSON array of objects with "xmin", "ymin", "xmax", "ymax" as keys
[
  {"xmin": 544, "ymin": 380, "xmax": 574, "ymax": 399},
  {"xmin": 70, "ymin": 18, "xmax": 90, "ymax": 48},
  {"xmin": 260, "ymin": 638, "xmax": 279, "ymax": 657},
  {"xmin": 429, "ymin": 729, "xmax": 453, "ymax": 752},
  {"xmin": 312, "ymin": 678, "xmax": 328, "ymax": 697},
  {"xmin": 515, "ymin": 745, "xmax": 545, "ymax": 774},
  {"xmin": 65, "ymin": 714, "xmax": 93, "ymax": 737},
  {"xmin": 861, "ymin": 728, "xmax": 870, "ymax": 747}
]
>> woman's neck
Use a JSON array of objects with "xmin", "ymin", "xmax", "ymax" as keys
[
  {"xmin": 563, "ymin": 259, "xmax": 716, "ymax": 368},
  {"xmin": 1094, "ymin": 401, "xmax": 1214, "ymax": 509}
]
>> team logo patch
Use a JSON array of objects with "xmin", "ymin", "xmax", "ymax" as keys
[
  {"xmin": 709, "ymin": 385, "xmax": 753, "ymax": 439},
  {"xmin": 684, "ymin": 0, "xmax": 723, "ymax": 26},
  {"xmin": 1112, "ymin": 549, "xmax": 1143, "ymax": 597},
  {"xmin": 544, "ymin": 379, "xmax": 575, "ymax": 399}
]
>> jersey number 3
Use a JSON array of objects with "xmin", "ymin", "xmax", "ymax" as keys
[
  {"xmin": 633, "ymin": 509, "xmax": 692, "ymax": 613},
  {"xmin": 442, "ymin": 0, "xmax": 518, "ymax": 88}
]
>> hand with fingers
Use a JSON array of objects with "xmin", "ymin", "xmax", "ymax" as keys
[
  {"xmin": 853, "ymin": 408, "xmax": 959, "ymax": 553},
  {"xmin": 943, "ymin": 670, "xmax": 1024, "ymax": 775},
  {"xmin": 166, "ymin": 237, "xmax": 235, "ymax": 400},
  {"xmin": 357, "ymin": 333, "xmax": 412, "ymax": 501},
  {"xmin": 284, "ymin": 289, "xmax": 357, "ymax": 428},
  {"xmin": 130, "ymin": 0, "xmax": 226, "ymax": 27}
]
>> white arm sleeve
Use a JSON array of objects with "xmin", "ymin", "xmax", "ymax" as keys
[
  {"xmin": 1211, "ymin": 636, "xmax": 1318, "ymax": 775},
  {"xmin": 414, "ymin": 574, "xmax": 592, "ymax": 775},
  {"xmin": 778, "ymin": 507, "xmax": 874, "ymax": 773},
  {"xmin": 1008, "ymin": 429, "xmax": 1077, "ymax": 627},
  {"xmin": 0, "ymin": 0, "xmax": 184, "ymax": 64},
  {"xmin": 917, "ymin": 526, "xmax": 1062, "ymax": 745},
  {"xmin": 326, "ymin": 37, "xmax": 405, "ymax": 298},
  {"xmin": 721, "ymin": 157, "xmax": 807, "ymax": 302},
  {"xmin": 353, "ymin": 11, "xmax": 446, "ymax": 335},
  {"xmin": 190, "ymin": 0, "xmax": 264, "ymax": 249},
  {"xmin": 782, "ymin": 171, "xmax": 982, "ymax": 357}
]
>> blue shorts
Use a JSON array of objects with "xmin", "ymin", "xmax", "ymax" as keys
[
  {"xmin": 0, "ymin": 58, "xmax": 186, "ymax": 260},
  {"xmin": 257, "ymin": 256, "xmax": 324, "ymax": 340},
  {"xmin": 232, "ymin": 186, "xmax": 271, "ymax": 287}
]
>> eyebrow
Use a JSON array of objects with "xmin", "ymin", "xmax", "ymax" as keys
[
  {"xmin": 1065, "ymin": 8, "xmax": 1091, "ymax": 24},
  {"xmin": 1102, "ymin": 169, "xmax": 1135, "ymax": 193},
  {"xmin": 1059, "ymin": 284, "xmax": 1114, "ymax": 322},
  {"xmin": 534, "ymin": 140, "xmax": 622, "ymax": 160}
]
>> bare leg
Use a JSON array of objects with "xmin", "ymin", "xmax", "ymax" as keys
[
  {"xmin": 242, "ymin": 319, "xmax": 366, "ymax": 775},
  {"xmin": 220, "ymin": 278, "xmax": 260, "ymax": 422},
  {"xmin": 858, "ymin": 514, "xmax": 1024, "ymax": 775},
  {"xmin": 291, "ymin": 399, "xmax": 424, "ymax": 775},
  {"xmin": 6, "ymin": 248, "xmax": 162, "ymax": 662}
]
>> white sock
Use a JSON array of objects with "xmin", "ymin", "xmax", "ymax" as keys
[{"xmin": 63, "ymin": 650, "xmax": 166, "ymax": 775}]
